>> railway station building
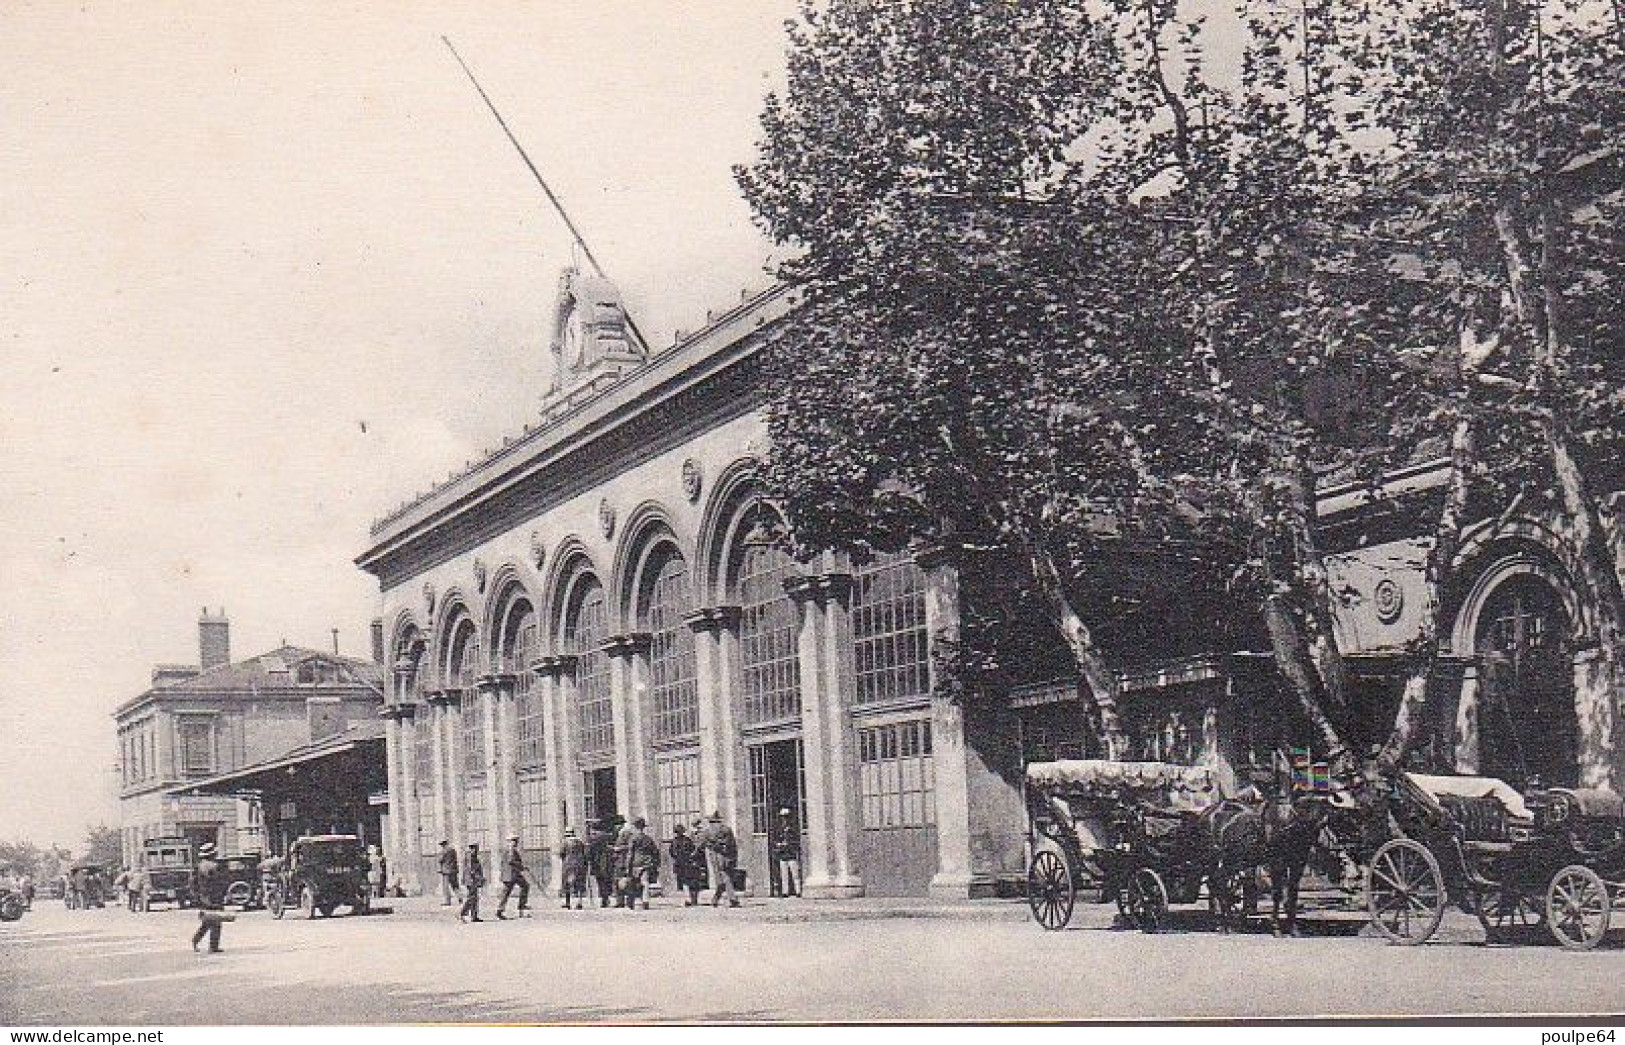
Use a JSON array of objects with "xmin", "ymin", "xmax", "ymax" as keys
[{"xmin": 358, "ymin": 268, "xmax": 1621, "ymax": 899}]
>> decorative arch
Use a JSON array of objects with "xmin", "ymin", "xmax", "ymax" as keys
[
  {"xmin": 1449, "ymin": 534, "xmax": 1589, "ymax": 657},
  {"xmin": 610, "ymin": 500, "xmax": 687, "ymax": 631},
  {"xmin": 694, "ymin": 456, "xmax": 764, "ymax": 605},
  {"xmin": 434, "ymin": 590, "xmax": 479, "ymax": 690},
  {"xmin": 539, "ymin": 536, "xmax": 599, "ymax": 650},
  {"xmin": 482, "ymin": 562, "xmax": 539, "ymax": 672}
]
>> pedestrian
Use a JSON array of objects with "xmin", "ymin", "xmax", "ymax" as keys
[
  {"xmin": 495, "ymin": 836, "xmax": 530, "ymax": 919},
  {"xmin": 774, "ymin": 807, "xmax": 801, "ymax": 898},
  {"xmin": 617, "ymin": 818, "xmax": 661, "ymax": 910},
  {"xmin": 436, "ymin": 839, "xmax": 459, "ymax": 906},
  {"xmin": 113, "ymin": 866, "xmax": 131, "ymax": 908},
  {"xmin": 365, "ymin": 844, "xmax": 384, "ymax": 905},
  {"xmin": 128, "ymin": 866, "xmax": 149, "ymax": 912},
  {"xmin": 667, "ymin": 823, "xmax": 704, "ymax": 907},
  {"xmin": 700, "ymin": 811, "xmax": 740, "ymax": 909},
  {"xmin": 459, "ymin": 843, "xmax": 485, "ymax": 923},
  {"xmin": 189, "ymin": 843, "xmax": 232, "ymax": 953},
  {"xmin": 586, "ymin": 819, "xmax": 616, "ymax": 908},
  {"xmin": 20, "ymin": 874, "xmax": 34, "ymax": 910},
  {"xmin": 559, "ymin": 827, "xmax": 587, "ymax": 909}
]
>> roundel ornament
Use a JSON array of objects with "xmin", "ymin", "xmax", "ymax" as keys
[
  {"xmin": 1374, "ymin": 578, "xmax": 1404, "ymax": 624},
  {"xmin": 598, "ymin": 498, "xmax": 617, "ymax": 540}
]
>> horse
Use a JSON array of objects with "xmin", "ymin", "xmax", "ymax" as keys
[{"xmin": 1199, "ymin": 791, "xmax": 1339, "ymax": 936}]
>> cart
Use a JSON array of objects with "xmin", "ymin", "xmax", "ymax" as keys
[{"xmin": 1024, "ymin": 759, "xmax": 1233, "ymax": 931}]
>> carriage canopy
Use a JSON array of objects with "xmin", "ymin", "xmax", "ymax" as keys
[{"xmin": 1025, "ymin": 759, "xmax": 1222, "ymax": 810}]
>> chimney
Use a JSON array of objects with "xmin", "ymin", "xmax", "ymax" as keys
[
  {"xmin": 199, "ymin": 607, "xmax": 230, "ymax": 670},
  {"xmin": 370, "ymin": 619, "xmax": 385, "ymax": 664}
]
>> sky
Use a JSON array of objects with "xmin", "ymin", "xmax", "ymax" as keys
[{"xmin": 0, "ymin": 1, "xmax": 799, "ymax": 849}]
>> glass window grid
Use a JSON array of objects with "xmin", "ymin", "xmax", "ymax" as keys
[
  {"xmin": 852, "ymin": 552, "xmax": 930, "ymax": 706},
  {"xmin": 655, "ymin": 754, "xmax": 702, "ymax": 839},
  {"xmin": 512, "ymin": 616, "xmax": 545, "ymax": 768},
  {"xmin": 740, "ymin": 544, "xmax": 801, "ymax": 725},
  {"xmin": 447, "ymin": 628, "xmax": 484, "ymax": 778},
  {"xmin": 570, "ymin": 581, "xmax": 614, "ymax": 757},
  {"xmin": 857, "ymin": 719, "xmax": 936, "ymax": 830},
  {"xmin": 648, "ymin": 555, "xmax": 699, "ymax": 741},
  {"xmin": 517, "ymin": 772, "xmax": 549, "ymax": 850}
]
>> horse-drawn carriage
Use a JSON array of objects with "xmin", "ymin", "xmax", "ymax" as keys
[
  {"xmin": 1025, "ymin": 759, "xmax": 1242, "ymax": 931},
  {"xmin": 1360, "ymin": 775, "xmax": 1624, "ymax": 950}
]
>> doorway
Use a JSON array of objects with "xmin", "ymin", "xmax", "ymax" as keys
[
  {"xmin": 1475, "ymin": 575, "xmax": 1577, "ymax": 789},
  {"xmin": 584, "ymin": 767, "xmax": 618, "ymax": 824},
  {"xmin": 749, "ymin": 738, "xmax": 806, "ymax": 896}
]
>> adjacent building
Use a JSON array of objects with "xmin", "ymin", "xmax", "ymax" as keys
[
  {"xmin": 114, "ymin": 609, "xmax": 386, "ymax": 868},
  {"xmin": 357, "ymin": 266, "xmax": 1621, "ymax": 899}
]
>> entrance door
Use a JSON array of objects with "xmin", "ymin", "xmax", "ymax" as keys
[
  {"xmin": 1476, "ymin": 575, "xmax": 1577, "ymax": 789},
  {"xmin": 749, "ymin": 739, "xmax": 806, "ymax": 895},
  {"xmin": 584, "ymin": 767, "xmax": 618, "ymax": 824}
]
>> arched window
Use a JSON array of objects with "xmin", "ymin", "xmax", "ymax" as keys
[
  {"xmin": 447, "ymin": 622, "xmax": 482, "ymax": 778},
  {"xmin": 568, "ymin": 577, "xmax": 613, "ymax": 757},
  {"xmin": 1476, "ymin": 574, "xmax": 1576, "ymax": 789},
  {"xmin": 851, "ymin": 550, "xmax": 929, "ymax": 707},
  {"xmin": 646, "ymin": 551, "xmax": 698, "ymax": 741},
  {"xmin": 506, "ymin": 606, "xmax": 542, "ymax": 769},
  {"xmin": 739, "ymin": 529, "xmax": 801, "ymax": 726}
]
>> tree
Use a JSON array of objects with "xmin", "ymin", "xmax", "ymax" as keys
[{"xmin": 81, "ymin": 824, "xmax": 123, "ymax": 870}]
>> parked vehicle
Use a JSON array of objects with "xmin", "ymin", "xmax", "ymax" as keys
[
  {"xmin": 220, "ymin": 851, "xmax": 264, "ymax": 910},
  {"xmin": 140, "ymin": 837, "xmax": 195, "ymax": 909},
  {"xmin": 0, "ymin": 867, "xmax": 25, "ymax": 922},
  {"xmin": 1024, "ymin": 759, "xmax": 1233, "ymax": 931},
  {"xmin": 265, "ymin": 835, "xmax": 370, "ymax": 919}
]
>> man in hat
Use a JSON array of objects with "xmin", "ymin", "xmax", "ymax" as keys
[
  {"xmin": 458, "ymin": 843, "xmax": 485, "ymax": 923},
  {"xmin": 700, "ymin": 811, "xmax": 740, "ymax": 908},
  {"xmin": 773, "ymin": 807, "xmax": 801, "ymax": 898},
  {"xmin": 495, "ymin": 835, "xmax": 530, "ymax": 919},
  {"xmin": 616, "ymin": 817, "xmax": 661, "ymax": 910},
  {"xmin": 436, "ymin": 839, "xmax": 459, "ymax": 906},
  {"xmin": 586, "ymin": 819, "xmax": 617, "ymax": 908},
  {"xmin": 559, "ymin": 827, "xmax": 588, "ymax": 909},
  {"xmin": 668, "ymin": 822, "xmax": 704, "ymax": 907},
  {"xmin": 189, "ymin": 843, "xmax": 229, "ymax": 953}
]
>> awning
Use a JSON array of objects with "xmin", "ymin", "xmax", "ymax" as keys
[{"xmin": 169, "ymin": 719, "xmax": 386, "ymax": 797}]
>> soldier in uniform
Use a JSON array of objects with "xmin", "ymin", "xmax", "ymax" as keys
[
  {"xmin": 559, "ymin": 827, "xmax": 587, "ymax": 909},
  {"xmin": 495, "ymin": 836, "xmax": 530, "ymax": 919},
  {"xmin": 458, "ymin": 843, "xmax": 485, "ymax": 923},
  {"xmin": 436, "ymin": 839, "xmax": 459, "ymax": 906},
  {"xmin": 189, "ymin": 843, "xmax": 229, "ymax": 953}
]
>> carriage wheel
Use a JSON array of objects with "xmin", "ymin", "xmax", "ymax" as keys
[
  {"xmin": 1126, "ymin": 869, "xmax": 1169, "ymax": 933},
  {"xmin": 1546, "ymin": 865, "xmax": 1611, "ymax": 951},
  {"xmin": 222, "ymin": 881, "xmax": 252, "ymax": 909},
  {"xmin": 1208, "ymin": 868, "xmax": 1248, "ymax": 928},
  {"xmin": 1026, "ymin": 850, "xmax": 1075, "ymax": 931},
  {"xmin": 1366, "ymin": 838, "xmax": 1446, "ymax": 945},
  {"xmin": 1475, "ymin": 887, "xmax": 1544, "ymax": 943}
]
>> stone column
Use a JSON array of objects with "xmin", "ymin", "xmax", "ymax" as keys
[
  {"xmin": 476, "ymin": 675, "xmax": 510, "ymax": 846},
  {"xmin": 394, "ymin": 704, "xmax": 422, "ymax": 894},
  {"xmin": 814, "ymin": 573, "xmax": 864, "ymax": 895},
  {"xmin": 429, "ymin": 691, "xmax": 466, "ymax": 852},
  {"xmin": 1573, "ymin": 648, "xmax": 1615, "ymax": 789},
  {"xmin": 687, "ymin": 607, "xmax": 741, "ymax": 820},
  {"xmin": 1453, "ymin": 665, "xmax": 1481, "ymax": 774},
  {"xmin": 498, "ymin": 676, "xmax": 523, "ymax": 851},
  {"xmin": 605, "ymin": 633, "xmax": 654, "ymax": 822},
  {"xmin": 380, "ymin": 703, "xmax": 407, "ymax": 893},
  {"xmin": 540, "ymin": 655, "xmax": 581, "ymax": 881},
  {"xmin": 920, "ymin": 547, "xmax": 1020, "ymax": 898},
  {"xmin": 425, "ymin": 691, "xmax": 450, "ymax": 849}
]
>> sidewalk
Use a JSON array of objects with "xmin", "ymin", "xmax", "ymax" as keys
[{"xmin": 380, "ymin": 889, "xmax": 1037, "ymax": 926}]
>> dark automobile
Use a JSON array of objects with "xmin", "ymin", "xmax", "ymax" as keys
[
  {"xmin": 266, "ymin": 835, "xmax": 370, "ymax": 919},
  {"xmin": 0, "ymin": 868, "xmax": 25, "ymax": 922},
  {"xmin": 140, "ymin": 837, "xmax": 194, "ymax": 909},
  {"xmin": 220, "ymin": 851, "xmax": 264, "ymax": 910}
]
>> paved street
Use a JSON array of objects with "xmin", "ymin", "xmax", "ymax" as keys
[{"xmin": 2, "ymin": 896, "xmax": 1621, "ymax": 1024}]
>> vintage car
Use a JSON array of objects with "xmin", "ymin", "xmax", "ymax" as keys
[
  {"xmin": 140, "ymin": 837, "xmax": 195, "ymax": 909},
  {"xmin": 220, "ymin": 851, "xmax": 264, "ymax": 910},
  {"xmin": 0, "ymin": 867, "xmax": 25, "ymax": 922},
  {"xmin": 265, "ymin": 835, "xmax": 370, "ymax": 919}
]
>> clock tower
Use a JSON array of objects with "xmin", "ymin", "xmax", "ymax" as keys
[{"xmin": 545, "ymin": 267, "xmax": 645, "ymax": 398}]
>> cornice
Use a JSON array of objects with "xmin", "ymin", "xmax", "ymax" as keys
[
  {"xmin": 532, "ymin": 654, "xmax": 579, "ymax": 679},
  {"xmin": 602, "ymin": 632, "xmax": 653, "ymax": 658},
  {"xmin": 684, "ymin": 606, "xmax": 742, "ymax": 634},
  {"xmin": 783, "ymin": 573, "xmax": 853, "ymax": 605}
]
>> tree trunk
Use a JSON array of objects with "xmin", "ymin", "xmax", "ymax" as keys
[
  {"xmin": 1025, "ymin": 543, "xmax": 1130, "ymax": 759},
  {"xmin": 1262, "ymin": 591, "xmax": 1350, "ymax": 765},
  {"xmin": 1379, "ymin": 416, "xmax": 1475, "ymax": 768},
  {"xmin": 1281, "ymin": 457, "xmax": 1354, "ymax": 718}
]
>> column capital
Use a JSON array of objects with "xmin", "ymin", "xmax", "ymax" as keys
[
  {"xmin": 684, "ymin": 606, "xmax": 741, "ymax": 634},
  {"xmin": 532, "ymin": 654, "xmax": 578, "ymax": 679},
  {"xmin": 783, "ymin": 573, "xmax": 853, "ymax": 605},
  {"xmin": 602, "ymin": 632, "xmax": 653, "ymax": 659},
  {"xmin": 425, "ymin": 689, "xmax": 461, "ymax": 709},
  {"xmin": 380, "ymin": 702, "xmax": 417, "ymax": 722},
  {"xmin": 474, "ymin": 673, "xmax": 516, "ymax": 692}
]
